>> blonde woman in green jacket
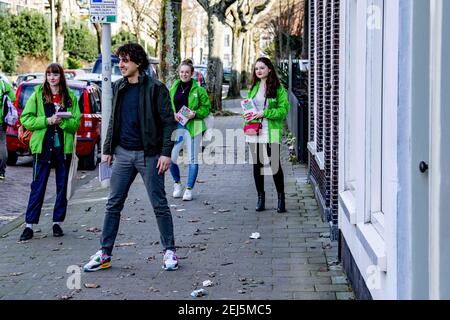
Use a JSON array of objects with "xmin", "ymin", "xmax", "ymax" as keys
[
  {"xmin": 19, "ymin": 63, "xmax": 80, "ymax": 242},
  {"xmin": 169, "ymin": 59, "xmax": 211, "ymax": 201},
  {"xmin": 244, "ymin": 57, "xmax": 291, "ymax": 213}
]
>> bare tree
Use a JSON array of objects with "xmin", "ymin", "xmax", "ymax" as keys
[
  {"xmin": 225, "ymin": 0, "xmax": 276, "ymax": 98},
  {"xmin": 302, "ymin": 0, "xmax": 309, "ymax": 59},
  {"xmin": 74, "ymin": 0, "xmax": 101, "ymax": 54},
  {"xmin": 257, "ymin": 0, "xmax": 304, "ymax": 62},
  {"xmin": 196, "ymin": 0, "xmax": 237, "ymax": 112},
  {"xmin": 124, "ymin": 0, "xmax": 161, "ymax": 51},
  {"xmin": 159, "ymin": 0, "xmax": 182, "ymax": 87}
]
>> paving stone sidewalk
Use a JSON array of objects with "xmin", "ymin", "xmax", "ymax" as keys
[{"xmin": 0, "ymin": 99, "xmax": 354, "ymax": 300}]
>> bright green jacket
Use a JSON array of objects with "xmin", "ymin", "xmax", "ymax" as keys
[
  {"xmin": 0, "ymin": 80, "xmax": 16, "ymax": 126},
  {"xmin": 169, "ymin": 79, "xmax": 211, "ymax": 137},
  {"xmin": 248, "ymin": 81, "xmax": 291, "ymax": 143},
  {"xmin": 20, "ymin": 84, "xmax": 80, "ymax": 155}
]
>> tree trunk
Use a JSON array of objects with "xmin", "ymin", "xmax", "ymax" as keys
[
  {"xmin": 55, "ymin": 0, "xmax": 65, "ymax": 65},
  {"xmin": 206, "ymin": 14, "xmax": 224, "ymax": 112},
  {"xmin": 241, "ymin": 31, "xmax": 252, "ymax": 89},
  {"xmin": 285, "ymin": 0, "xmax": 292, "ymax": 59},
  {"xmin": 302, "ymin": 0, "xmax": 309, "ymax": 60},
  {"xmin": 159, "ymin": 0, "xmax": 182, "ymax": 87},
  {"xmin": 93, "ymin": 23, "xmax": 102, "ymax": 54},
  {"xmin": 227, "ymin": 29, "xmax": 244, "ymax": 98}
]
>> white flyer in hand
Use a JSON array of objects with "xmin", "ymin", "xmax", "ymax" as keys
[
  {"xmin": 55, "ymin": 111, "xmax": 72, "ymax": 118},
  {"xmin": 99, "ymin": 161, "xmax": 112, "ymax": 182},
  {"xmin": 176, "ymin": 105, "xmax": 194, "ymax": 126},
  {"xmin": 241, "ymin": 99, "xmax": 258, "ymax": 116}
]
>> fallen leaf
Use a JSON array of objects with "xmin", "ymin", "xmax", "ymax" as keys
[
  {"xmin": 10, "ymin": 272, "xmax": 24, "ymax": 276},
  {"xmin": 221, "ymin": 262, "xmax": 233, "ymax": 266},
  {"xmin": 203, "ymin": 201, "xmax": 210, "ymax": 205},
  {"xmin": 218, "ymin": 209, "xmax": 230, "ymax": 213},
  {"xmin": 188, "ymin": 219, "xmax": 200, "ymax": 223},
  {"xmin": 85, "ymin": 207, "xmax": 92, "ymax": 212},
  {"xmin": 84, "ymin": 283, "xmax": 100, "ymax": 289},
  {"xmin": 196, "ymin": 180, "xmax": 206, "ymax": 184},
  {"xmin": 59, "ymin": 295, "xmax": 73, "ymax": 300},
  {"xmin": 149, "ymin": 287, "xmax": 160, "ymax": 292}
]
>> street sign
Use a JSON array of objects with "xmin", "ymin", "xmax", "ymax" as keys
[{"xmin": 89, "ymin": 0, "xmax": 117, "ymax": 24}]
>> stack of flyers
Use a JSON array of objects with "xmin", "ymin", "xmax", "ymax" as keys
[
  {"xmin": 176, "ymin": 105, "xmax": 195, "ymax": 126},
  {"xmin": 241, "ymin": 99, "xmax": 258, "ymax": 118}
]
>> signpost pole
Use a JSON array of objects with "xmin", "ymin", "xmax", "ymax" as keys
[{"xmin": 89, "ymin": 0, "xmax": 117, "ymax": 188}]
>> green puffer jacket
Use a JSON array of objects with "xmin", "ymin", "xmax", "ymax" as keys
[
  {"xmin": 169, "ymin": 79, "xmax": 211, "ymax": 137},
  {"xmin": 20, "ymin": 84, "xmax": 81, "ymax": 155},
  {"xmin": 248, "ymin": 81, "xmax": 291, "ymax": 144},
  {"xmin": 0, "ymin": 80, "xmax": 16, "ymax": 126}
]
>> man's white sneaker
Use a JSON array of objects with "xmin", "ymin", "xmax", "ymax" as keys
[
  {"xmin": 182, "ymin": 189, "xmax": 193, "ymax": 201},
  {"xmin": 173, "ymin": 183, "xmax": 183, "ymax": 198},
  {"xmin": 163, "ymin": 249, "xmax": 178, "ymax": 271}
]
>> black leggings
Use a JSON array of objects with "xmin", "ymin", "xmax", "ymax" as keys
[{"xmin": 249, "ymin": 143, "xmax": 285, "ymax": 194}]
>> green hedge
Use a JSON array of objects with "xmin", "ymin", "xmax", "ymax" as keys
[{"xmin": 0, "ymin": 10, "xmax": 98, "ymax": 73}]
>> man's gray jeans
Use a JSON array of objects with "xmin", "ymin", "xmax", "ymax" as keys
[
  {"xmin": 100, "ymin": 145, "xmax": 175, "ymax": 256},
  {"xmin": 0, "ymin": 126, "xmax": 7, "ymax": 176}
]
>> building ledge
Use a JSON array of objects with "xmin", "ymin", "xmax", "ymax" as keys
[
  {"xmin": 339, "ymin": 191, "xmax": 356, "ymax": 225},
  {"xmin": 355, "ymin": 222, "xmax": 387, "ymax": 272}
]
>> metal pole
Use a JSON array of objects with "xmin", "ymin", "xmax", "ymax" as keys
[
  {"xmin": 288, "ymin": 52, "xmax": 293, "ymax": 96},
  {"xmin": 51, "ymin": 0, "xmax": 56, "ymax": 63},
  {"xmin": 101, "ymin": 23, "xmax": 112, "ymax": 188}
]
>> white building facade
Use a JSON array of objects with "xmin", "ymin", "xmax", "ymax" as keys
[{"xmin": 337, "ymin": 0, "xmax": 450, "ymax": 299}]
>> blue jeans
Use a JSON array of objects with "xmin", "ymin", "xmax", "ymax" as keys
[
  {"xmin": 100, "ymin": 146, "xmax": 175, "ymax": 256},
  {"xmin": 170, "ymin": 124, "xmax": 202, "ymax": 189}
]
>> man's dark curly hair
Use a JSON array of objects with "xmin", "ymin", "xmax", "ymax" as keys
[{"xmin": 115, "ymin": 43, "xmax": 149, "ymax": 73}]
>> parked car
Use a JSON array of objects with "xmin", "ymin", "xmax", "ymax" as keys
[
  {"xmin": 13, "ymin": 73, "xmax": 45, "ymax": 89},
  {"xmin": 192, "ymin": 70, "xmax": 206, "ymax": 87},
  {"xmin": 194, "ymin": 64, "xmax": 207, "ymax": 79},
  {"xmin": 64, "ymin": 69, "xmax": 86, "ymax": 80},
  {"xmin": 6, "ymin": 79, "xmax": 102, "ymax": 170},
  {"xmin": 223, "ymin": 66, "xmax": 232, "ymax": 83},
  {"xmin": 75, "ymin": 54, "xmax": 160, "ymax": 87}
]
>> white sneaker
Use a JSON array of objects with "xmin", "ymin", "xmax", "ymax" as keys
[
  {"xmin": 182, "ymin": 189, "xmax": 193, "ymax": 201},
  {"xmin": 163, "ymin": 249, "xmax": 178, "ymax": 271},
  {"xmin": 173, "ymin": 183, "xmax": 183, "ymax": 198}
]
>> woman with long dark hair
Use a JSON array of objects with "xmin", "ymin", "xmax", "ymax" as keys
[
  {"xmin": 245, "ymin": 57, "xmax": 291, "ymax": 213},
  {"xmin": 19, "ymin": 63, "xmax": 80, "ymax": 241}
]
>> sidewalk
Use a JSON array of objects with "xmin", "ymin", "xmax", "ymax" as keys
[{"xmin": 0, "ymin": 99, "xmax": 354, "ymax": 300}]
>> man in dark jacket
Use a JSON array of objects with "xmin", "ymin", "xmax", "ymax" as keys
[{"xmin": 83, "ymin": 43, "xmax": 179, "ymax": 272}]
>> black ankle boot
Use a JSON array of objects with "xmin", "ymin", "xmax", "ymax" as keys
[
  {"xmin": 277, "ymin": 193, "xmax": 286, "ymax": 213},
  {"xmin": 256, "ymin": 192, "xmax": 265, "ymax": 212}
]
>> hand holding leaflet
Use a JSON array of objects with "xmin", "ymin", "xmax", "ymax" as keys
[
  {"xmin": 176, "ymin": 105, "xmax": 195, "ymax": 126},
  {"xmin": 99, "ymin": 161, "xmax": 112, "ymax": 182}
]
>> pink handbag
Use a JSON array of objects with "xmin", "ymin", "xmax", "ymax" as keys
[{"xmin": 243, "ymin": 121, "xmax": 262, "ymax": 136}]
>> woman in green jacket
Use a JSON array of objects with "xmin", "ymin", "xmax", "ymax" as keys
[
  {"xmin": 169, "ymin": 59, "xmax": 211, "ymax": 201},
  {"xmin": 19, "ymin": 63, "xmax": 80, "ymax": 241},
  {"xmin": 245, "ymin": 57, "xmax": 291, "ymax": 213}
]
